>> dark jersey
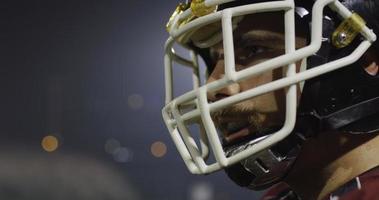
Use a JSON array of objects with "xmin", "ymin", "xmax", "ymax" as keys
[{"xmin": 261, "ymin": 167, "xmax": 379, "ymax": 200}]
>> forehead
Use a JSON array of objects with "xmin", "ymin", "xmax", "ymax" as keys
[
  {"xmin": 234, "ymin": 12, "xmax": 285, "ymax": 37},
  {"xmin": 208, "ymin": 12, "xmax": 285, "ymax": 50},
  {"xmin": 187, "ymin": 11, "xmax": 286, "ymax": 49}
]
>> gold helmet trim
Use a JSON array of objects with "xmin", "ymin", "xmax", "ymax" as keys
[
  {"xmin": 190, "ymin": 0, "xmax": 218, "ymax": 17},
  {"xmin": 166, "ymin": 3, "xmax": 190, "ymax": 32},
  {"xmin": 166, "ymin": 1, "xmax": 218, "ymax": 33},
  {"xmin": 332, "ymin": 13, "xmax": 366, "ymax": 48}
]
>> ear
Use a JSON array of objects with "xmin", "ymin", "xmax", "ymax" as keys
[{"xmin": 363, "ymin": 48, "xmax": 379, "ymax": 76}]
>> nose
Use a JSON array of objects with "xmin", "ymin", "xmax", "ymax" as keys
[{"xmin": 206, "ymin": 60, "xmax": 241, "ymax": 102}]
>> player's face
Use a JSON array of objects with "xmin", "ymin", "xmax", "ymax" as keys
[{"xmin": 207, "ymin": 13, "xmax": 306, "ymax": 144}]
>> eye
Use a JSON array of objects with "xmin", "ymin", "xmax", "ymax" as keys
[
  {"xmin": 247, "ymin": 45, "xmax": 267, "ymax": 55},
  {"xmin": 210, "ymin": 49, "xmax": 224, "ymax": 61},
  {"xmin": 235, "ymin": 44, "xmax": 271, "ymax": 63}
]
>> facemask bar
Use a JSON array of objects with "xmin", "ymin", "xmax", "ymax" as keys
[
  {"xmin": 163, "ymin": 0, "xmax": 376, "ymax": 174},
  {"xmin": 164, "ymin": 39, "xmax": 211, "ymax": 164}
]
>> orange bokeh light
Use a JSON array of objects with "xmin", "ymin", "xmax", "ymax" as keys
[{"xmin": 151, "ymin": 141, "xmax": 167, "ymax": 158}]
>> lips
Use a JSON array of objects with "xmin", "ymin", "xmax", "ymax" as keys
[
  {"xmin": 220, "ymin": 121, "xmax": 252, "ymax": 143},
  {"xmin": 225, "ymin": 121, "xmax": 250, "ymax": 133}
]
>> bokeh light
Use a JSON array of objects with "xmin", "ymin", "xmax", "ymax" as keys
[
  {"xmin": 104, "ymin": 138, "xmax": 121, "ymax": 154},
  {"xmin": 41, "ymin": 135, "xmax": 59, "ymax": 152},
  {"xmin": 127, "ymin": 94, "xmax": 144, "ymax": 110},
  {"xmin": 189, "ymin": 182, "xmax": 214, "ymax": 200},
  {"xmin": 150, "ymin": 141, "xmax": 167, "ymax": 158},
  {"xmin": 113, "ymin": 147, "xmax": 134, "ymax": 163}
]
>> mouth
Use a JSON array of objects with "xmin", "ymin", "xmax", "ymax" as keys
[
  {"xmin": 221, "ymin": 121, "xmax": 281, "ymax": 157},
  {"xmin": 220, "ymin": 120, "xmax": 253, "ymax": 144},
  {"xmin": 219, "ymin": 119, "xmax": 280, "ymax": 149}
]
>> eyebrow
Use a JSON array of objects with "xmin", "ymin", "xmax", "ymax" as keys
[
  {"xmin": 243, "ymin": 30, "xmax": 308, "ymax": 49},
  {"xmin": 235, "ymin": 30, "xmax": 285, "ymax": 49},
  {"xmin": 240, "ymin": 30, "xmax": 285, "ymax": 42},
  {"xmin": 209, "ymin": 30, "xmax": 285, "ymax": 56}
]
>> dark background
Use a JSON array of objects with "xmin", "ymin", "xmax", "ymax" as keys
[{"xmin": 0, "ymin": 1, "xmax": 263, "ymax": 199}]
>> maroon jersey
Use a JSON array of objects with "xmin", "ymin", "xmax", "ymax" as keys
[{"xmin": 260, "ymin": 167, "xmax": 379, "ymax": 200}]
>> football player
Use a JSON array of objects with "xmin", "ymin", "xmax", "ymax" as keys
[{"xmin": 162, "ymin": 0, "xmax": 379, "ymax": 199}]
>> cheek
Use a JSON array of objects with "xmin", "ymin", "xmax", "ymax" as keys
[
  {"xmin": 239, "ymin": 70, "xmax": 274, "ymax": 90},
  {"xmin": 234, "ymin": 61, "xmax": 306, "ymax": 113},
  {"xmin": 257, "ymin": 92, "xmax": 283, "ymax": 112},
  {"xmin": 237, "ymin": 71, "xmax": 285, "ymax": 113},
  {"xmin": 235, "ymin": 92, "xmax": 283, "ymax": 113}
]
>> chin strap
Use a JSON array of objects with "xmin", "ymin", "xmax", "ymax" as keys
[
  {"xmin": 224, "ymin": 129, "xmax": 305, "ymax": 190},
  {"xmin": 298, "ymin": 96, "xmax": 379, "ymax": 136}
]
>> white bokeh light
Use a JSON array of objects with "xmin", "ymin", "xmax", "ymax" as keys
[
  {"xmin": 104, "ymin": 138, "xmax": 121, "ymax": 154},
  {"xmin": 113, "ymin": 147, "xmax": 134, "ymax": 163},
  {"xmin": 189, "ymin": 182, "xmax": 214, "ymax": 200},
  {"xmin": 128, "ymin": 94, "xmax": 144, "ymax": 110}
]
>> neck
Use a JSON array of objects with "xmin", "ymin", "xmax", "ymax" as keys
[{"xmin": 284, "ymin": 132, "xmax": 379, "ymax": 200}]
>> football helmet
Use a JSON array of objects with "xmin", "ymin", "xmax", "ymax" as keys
[{"xmin": 162, "ymin": 0, "xmax": 377, "ymax": 189}]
